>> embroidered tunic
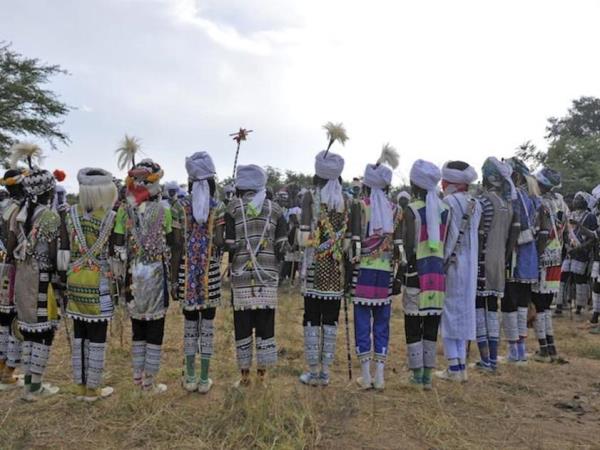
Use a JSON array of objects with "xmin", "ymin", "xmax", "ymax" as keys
[
  {"xmin": 301, "ymin": 190, "xmax": 348, "ymax": 301},
  {"xmin": 226, "ymin": 195, "xmax": 287, "ymax": 311},
  {"xmin": 507, "ymin": 187, "xmax": 540, "ymax": 283},
  {"xmin": 114, "ymin": 201, "xmax": 173, "ymax": 320},
  {"xmin": 403, "ymin": 199, "xmax": 450, "ymax": 316},
  {"xmin": 0, "ymin": 201, "xmax": 19, "ymax": 314},
  {"xmin": 534, "ymin": 193, "xmax": 568, "ymax": 294},
  {"xmin": 176, "ymin": 197, "xmax": 222, "ymax": 311},
  {"xmin": 65, "ymin": 205, "xmax": 116, "ymax": 322},
  {"xmin": 351, "ymin": 197, "xmax": 400, "ymax": 306},
  {"xmin": 11, "ymin": 205, "xmax": 61, "ymax": 332}
]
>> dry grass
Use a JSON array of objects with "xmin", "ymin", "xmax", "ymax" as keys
[{"xmin": 2, "ymin": 286, "xmax": 600, "ymax": 449}]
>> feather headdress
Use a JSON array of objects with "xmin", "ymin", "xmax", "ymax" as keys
[
  {"xmin": 116, "ymin": 135, "xmax": 141, "ymax": 171},
  {"xmin": 9, "ymin": 142, "xmax": 43, "ymax": 170},
  {"xmin": 377, "ymin": 143, "xmax": 399, "ymax": 169},
  {"xmin": 323, "ymin": 122, "xmax": 348, "ymax": 154}
]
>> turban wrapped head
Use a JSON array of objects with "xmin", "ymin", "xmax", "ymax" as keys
[
  {"xmin": 482, "ymin": 157, "xmax": 517, "ymax": 201},
  {"xmin": 185, "ymin": 152, "xmax": 216, "ymax": 223},
  {"xmin": 126, "ymin": 158, "xmax": 164, "ymax": 206},
  {"xmin": 505, "ymin": 157, "xmax": 530, "ymax": 179},
  {"xmin": 364, "ymin": 163, "xmax": 393, "ymax": 233},
  {"xmin": 441, "ymin": 161, "xmax": 478, "ymax": 185},
  {"xmin": 235, "ymin": 164, "xmax": 267, "ymax": 213},
  {"xmin": 22, "ymin": 168, "xmax": 56, "ymax": 199},
  {"xmin": 314, "ymin": 150, "xmax": 345, "ymax": 213},
  {"xmin": 410, "ymin": 159, "xmax": 442, "ymax": 250},
  {"xmin": 78, "ymin": 167, "xmax": 117, "ymax": 211},
  {"xmin": 535, "ymin": 167, "xmax": 561, "ymax": 190}
]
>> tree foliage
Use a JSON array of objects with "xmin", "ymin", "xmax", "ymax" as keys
[{"xmin": 0, "ymin": 43, "xmax": 70, "ymax": 164}]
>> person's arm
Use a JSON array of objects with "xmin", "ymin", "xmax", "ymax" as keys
[
  {"xmin": 350, "ymin": 200, "xmax": 362, "ymax": 262},
  {"xmin": 536, "ymin": 205, "xmax": 550, "ymax": 256},
  {"xmin": 299, "ymin": 191, "xmax": 313, "ymax": 247},
  {"xmin": 506, "ymin": 201, "xmax": 520, "ymax": 261},
  {"xmin": 403, "ymin": 207, "xmax": 416, "ymax": 262},
  {"xmin": 274, "ymin": 211, "xmax": 289, "ymax": 262},
  {"xmin": 224, "ymin": 207, "xmax": 236, "ymax": 254}
]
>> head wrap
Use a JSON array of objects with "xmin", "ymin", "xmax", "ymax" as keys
[
  {"xmin": 481, "ymin": 157, "xmax": 517, "ymax": 201},
  {"xmin": 22, "ymin": 169, "xmax": 56, "ymax": 199},
  {"xmin": 364, "ymin": 163, "xmax": 394, "ymax": 233},
  {"xmin": 397, "ymin": 191, "xmax": 411, "ymax": 202},
  {"xmin": 1, "ymin": 168, "xmax": 26, "ymax": 188},
  {"xmin": 314, "ymin": 150, "xmax": 345, "ymax": 213},
  {"xmin": 574, "ymin": 191, "xmax": 595, "ymax": 211},
  {"xmin": 164, "ymin": 181, "xmax": 179, "ymax": 192},
  {"xmin": 592, "ymin": 184, "xmax": 600, "ymax": 203},
  {"xmin": 235, "ymin": 164, "xmax": 267, "ymax": 213},
  {"xmin": 126, "ymin": 158, "xmax": 164, "ymax": 206},
  {"xmin": 410, "ymin": 159, "xmax": 442, "ymax": 250},
  {"xmin": 535, "ymin": 167, "xmax": 561, "ymax": 190},
  {"xmin": 185, "ymin": 151, "xmax": 216, "ymax": 223},
  {"xmin": 441, "ymin": 161, "xmax": 478, "ymax": 185},
  {"xmin": 78, "ymin": 167, "xmax": 117, "ymax": 211},
  {"xmin": 505, "ymin": 157, "xmax": 530, "ymax": 179}
]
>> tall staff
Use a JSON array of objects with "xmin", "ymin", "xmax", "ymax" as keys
[{"xmin": 230, "ymin": 128, "xmax": 253, "ymax": 179}]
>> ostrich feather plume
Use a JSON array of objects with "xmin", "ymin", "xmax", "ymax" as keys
[
  {"xmin": 377, "ymin": 143, "xmax": 399, "ymax": 169},
  {"xmin": 323, "ymin": 122, "xmax": 348, "ymax": 149},
  {"xmin": 9, "ymin": 142, "xmax": 43, "ymax": 169},
  {"xmin": 116, "ymin": 135, "xmax": 141, "ymax": 170}
]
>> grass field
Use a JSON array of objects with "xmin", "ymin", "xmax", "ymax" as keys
[{"xmin": 2, "ymin": 284, "xmax": 600, "ymax": 450}]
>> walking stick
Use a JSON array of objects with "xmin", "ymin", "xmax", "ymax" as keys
[
  {"xmin": 343, "ymin": 290, "xmax": 353, "ymax": 381},
  {"xmin": 229, "ymin": 128, "xmax": 253, "ymax": 179}
]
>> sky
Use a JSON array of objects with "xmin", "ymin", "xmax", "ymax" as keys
[{"xmin": 3, "ymin": 0, "xmax": 600, "ymax": 192}]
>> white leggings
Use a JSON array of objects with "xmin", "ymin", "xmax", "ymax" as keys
[{"xmin": 443, "ymin": 338, "xmax": 467, "ymax": 362}]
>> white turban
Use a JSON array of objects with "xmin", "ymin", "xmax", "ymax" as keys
[
  {"xmin": 185, "ymin": 152, "xmax": 216, "ymax": 223},
  {"xmin": 592, "ymin": 184, "xmax": 600, "ymax": 201},
  {"xmin": 364, "ymin": 164, "xmax": 394, "ymax": 234},
  {"xmin": 410, "ymin": 159, "xmax": 442, "ymax": 250},
  {"xmin": 397, "ymin": 191, "xmax": 411, "ymax": 202},
  {"xmin": 441, "ymin": 162, "xmax": 478, "ymax": 185},
  {"xmin": 575, "ymin": 191, "xmax": 595, "ymax": 210},
  {"xmin": 483, "ymin": 157, "xmax": 517, "ymax": 201},
  {"xmin": 315, "ymin": 150, "xmax": 345, "ymax": 213},
  {"xmin": 235, "ymin": 164, "xmax": 267, "ymax": 212},
  {"xmin": 164, "ymin": 180, "xmax": 179, "ymax": 191}
]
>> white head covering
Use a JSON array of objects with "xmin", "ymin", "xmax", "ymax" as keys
[
  {"xmin": 364, "ymin": 164, "xmax": 394, "ymax": 234},
  {"xmin": 592, "ymin": 184, "xmax": 600, "ymax": 203},
  {"xmin": 315, "ymin": 150, "xmax": 345, "ymax": 213},
  {"xmin": 441, "ymin": 161, "xmax": 478, "ymax": 185},
  {"xmin": 575, "ymin": 191, "xmax": 595, "ymax": 211},
  {"xmin": 185, "ymin": 152, "xmax": 216, "ymax": 223},
  {"xmin": 397, "ymin": 191, "xmax": 411, "ymax": 202},
  {"xmin": 410, "ymin": 159, "xmax": 442, "ymax": 249},
  {"xmin": 483, "ymin": 157, "xmax": 517, "ymax": 201},
  {"xmin": 235, "ymin": 164, "xmax": 268, "ymax": 212}
]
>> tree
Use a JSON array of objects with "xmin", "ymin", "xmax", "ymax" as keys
[
  {"xmin": 515, "ymin": 140, "xmax": 547, "ymax": 170},
  {"xmin": 0, "ymin": 43, "xmax": 70, "ymax": 164},
  {"xmin": 546, "ymin": 96, "xmax": 600, "ymax": 141}
]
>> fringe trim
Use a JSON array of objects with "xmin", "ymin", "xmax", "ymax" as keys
[
  {"xmin": 128, "ymin": 311, "xmax": 167, "ymax": 321},
  {"xmin": 233, "ymin": 305, "xmax": 276, "ymax": 312},
  {"xmin": 0, "ymin": 305, "xmax": 16, "ymax": 314},
  {"xmin": 352, "ymin": 298, "xmax": 392, "ymax": 306},
  {"xmin": 17, "ymin": 321, "xmax": 58, "ymax": 333},
  {"xmin": 66, "ymin": 313, "xmax": 112, "ymax": 323}
]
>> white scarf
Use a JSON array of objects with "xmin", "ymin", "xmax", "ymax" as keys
[
  {"xmin": 369, "ymin": 187, "xmax": 393, "ymax": 234},
  {"xmin": 191, "ymin": 179, "xmax": 211, "ymax": 223},
  {"xmin": 319, "ymin": 179, "xmax": 344, "ymax": 213},
  {"xmin": 250, "ymin": 189, "xmax": 267, "ymax": 213}
]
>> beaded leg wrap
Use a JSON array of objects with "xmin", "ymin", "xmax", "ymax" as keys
[
  {"xmin": 87, "ymin": 342, "xmax": 107, "ymax": 389},
  {"xmin": 576, "ymin": 284, "xmax": 590, "ymax": 308},
  {"xmin": 593, "ymin": 293, "xmax": 600, "ymax": 314},
  {"xmin": 321, "ymin": 324, "xmax": 338, "ymax": 369},
  {"xmin": 30, "ymin": 342, "xmax": 51, "ymax": 376},
  {"xmin": 144, "ymin": 343, "xmax": 162, "ymax": 377},
  {"xmin": 7, "ymin": 333, "xmax": 20, "ymax": 368},
  {"xmin": 423, "ymin": 340, "xmax": 437, "ymax": 369},
  {"xmin": 21, "ymin": 341, "xmax": 32, "ymax": 375},
  {"xmin": 503, "ymin": 311, "xmax": 519, "ymax": 342},
  {"xmin": 256, "ymin": 337, "xmax": 277, "ymax": 369},
  {"xmin": 303, "ymin": 324, "xmax": 321, "ymax": 369},
  {"xmin": 0, "ymin": 325, "xmax": 8, "ymax": 362},
  {"xmin": 132, "ymin": 340, "xmax": 146, "ymax": 383},
  {"xmin": 517, "ymin": 307, "xmax": 528, "ymax": 338},
  {"xmin": 476, "ymin": 308, "xmax": 488, "ymax": 346},
  {"xmin": 184, "ymin": 319, "xmax": 199, "ymax": 357},
  {"xmin": 72, "ymin": 338, "xmax": 84, "ymax": 385},
  {"xmin": 558, "ymin": 282, "xmax": 568, "ymax": 308},
  {"xmin": 534, "ymin": 312, "xmax": 546, "ymax": 340},
  {"xmin": 407, "ymin": 342, "xmax": 423, "ymax": 370},
  {"xmin": 486, "ymin": 311, "xmax": 500, "ymax": 367},
  {"xmin": 235, "ymin": 336, "xmax": 253, "ymax": 370},
  {"xmin": 199, "ymin": 318, "xmax": 215, "ymax": 359}
]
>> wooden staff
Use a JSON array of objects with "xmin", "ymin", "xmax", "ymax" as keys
[{"xmin": 229, "ymin": 128, "xmax": 253, "ymax": 179}]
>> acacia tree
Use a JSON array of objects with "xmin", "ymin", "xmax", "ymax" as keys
[{"xmin": 0, "ymin": 43, "xmax": 70, "ymax": 164}]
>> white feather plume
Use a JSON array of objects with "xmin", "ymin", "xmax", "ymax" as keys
[
  {"xmin": 116, "ymin": 135, "xmax": 140, "ymax": 170},
  {"xmin": 377, "ymin": 143, "xmax": 399, "ymax": 169},
  {"xmin": 9, "ymin": 142, "xmax": 43, "ymax": 169},
  {"xmin": 323, "ymin": 122, "xmax": 348, "ymax": 149}
]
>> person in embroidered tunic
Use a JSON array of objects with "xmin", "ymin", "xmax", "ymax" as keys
[
  {"xmin": 60, "ymin": 168, "xmax": 118, "ymax": 402},
  {"xmin": 352, "ymin": 145, "xmax": 400, "ymax": 390},
  {"xmin": 473, "ymin": 157, "xmax": 518, "ymax": 373},
  {"xmin": 435, "ymin": 161, "xmax": 481, "ymax": 383},
  {"xmin": 174, "ymin": 152, "xmax": 222, "ymax": 394},
  {"xmin": 502, "ymin": 157, "xmax": 541, "ymax": 364},
  {"xmin": 403, "ymin": 159, "xmax": 449, "ymax": 390},
  {"xmin": 298, "ymin": 150, "xmax": 348, "ymax": 387},
  {"xmin": 531, "ymin": 167, "xmax": 568, "ymax": 362},
  {"xmin": 114, "ymin": 158, "xmax": 174, "ymax": 394},
  {"xmin": 558, "ymin": 191, "xmax": 597, "ymax": 316},
  {"xmin": 589, "ymin": 184, "xmax": 600, "ymax": 331},
  {"xmin": 0, "ymin": 167, "xmax": 25, "ymax": 390},
  {"xmin": 7, "ymin": 144, "xmax": 62, "ymax": 401},
  {"xmin": 225, "ymin": 164, "xmax": 288, "ymax": 387}
]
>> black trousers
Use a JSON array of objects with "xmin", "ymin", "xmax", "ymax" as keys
[
  {"xmin": 21, "ymin": 329, "xmax": 55, "ymax": 346},
  {"xmin": 183, "ymin": 308, "xmax": 216, "ymax": 321},
  {"xmin": 532, "ymin": 293, "xmax": 554, "ymax": 313},
  {"xmin": 233, "ymin": 309, "xmax": 275, "ymax": 341},
  {"xmin": 73, "ymin": 319, "xmax": 108, "ymax": 343},
  {"xmin": 131, "ymin": 318, "xmax": 165, "ymax": 346},
  {"xmin": 303, "ymin": 297, "xmax": 341, "ymax": 327},
  {"xmin": 476, "ymin": 295, "xmax": 499, "ymax": 311},
  {"xmin": 404, "ymin": 315, "xmax": 440, "ymax": 345},
  {"xmin": 0, "ymin": 311, "xmax": 15, "ymax": 327},
  {"xmin": 502, "ymin": 282, "xmax": 531, "ymax": 312}
]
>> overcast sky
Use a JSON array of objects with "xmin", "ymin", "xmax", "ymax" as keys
[{"xmin": 3, "ymin": 0, "xmax": 600, "ymax": 192}]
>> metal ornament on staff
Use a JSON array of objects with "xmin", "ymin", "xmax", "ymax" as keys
[{"xmin": 230, "ymin": 128, "xmax": 253, "ymax": 179}]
